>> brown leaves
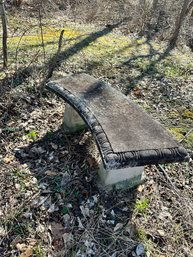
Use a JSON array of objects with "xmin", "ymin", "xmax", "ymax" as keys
[
  {"xmin": 48, "ymin": 222, "xmax": 74, "ymax": 255},
  {"xmin": 3, "ymin": 155, "xmax": 14, "ymax": 164},
  {"xmin": 86, "ymin": 155, "xmax": 98, "ymax": 168},
  {"xmin": 20, "ymin": 247, "xmax": 33, "ymax": 257},
  {"xmin": 133, "ymin": 86, "xmax": 144, "ymax": 98},
  {"xmin": 16, "ymin": 239, "xmax": 36, "ymax": 257}
]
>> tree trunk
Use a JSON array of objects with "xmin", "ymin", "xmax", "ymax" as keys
[
  {"xmin": 0, "ymin": 0, "xmax": 8, "ymax": 69},
  {"xmin": 169, "ymin": 0, "xmax": 191, "ymax": 48}
]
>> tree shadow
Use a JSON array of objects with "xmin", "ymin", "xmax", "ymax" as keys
[
  {"xmin": 78, "ymin": 33, "xmax": 174, "ymax": 95},
  {"xmin": 0, "ymin": 20, "xmax": 126, "ymax": 103},
  {"xmin": 122, "ymin": 42, "xmax": 174, "ymax": 95},
  {"xmin": 44, "ymin": 20, "xmax": 129, "ymax": 79},
  {"xmin": 15, "ymin": 126, "xmax": 142, "ymax": 255}
]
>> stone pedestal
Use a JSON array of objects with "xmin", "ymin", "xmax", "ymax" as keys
[
  {"xmin": 98, "ymin": 164, "xmax": 145, "ymax": 190},
  {"xmin": 62, "ymin": 104, "xmax": 87, "ymax": 133}
]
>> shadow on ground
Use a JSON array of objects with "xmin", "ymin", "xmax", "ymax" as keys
[
  {"xmin": 15, "ymin": 127, "xmax": 143, "ymax": 256},
  {"xmin": 0, "ymin": 20, "xmax": 128, "ymax": 102}
]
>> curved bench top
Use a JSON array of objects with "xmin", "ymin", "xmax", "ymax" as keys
[{"xmin": 46, "ymin": 73, "xmax": 188, "ymax": 169}]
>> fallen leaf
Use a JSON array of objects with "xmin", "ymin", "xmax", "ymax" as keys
[
  {"xmin": 36, "ymin": 223, "xmax": 45, "ymax": 233},
  {"xmin": 0, "ymin": 226, "xmax": 6, "ymax": 237},
  {"xmin": 133, "ymin": 86, "xmax": 143, "ymax": 98},
  {"xmin": 137, "ymin": 184, "xmax": 144, "ymax": 192},
  {"xmin": 157, "ymin": 229, "xmax": 165, "ymax": 237},
  {"xmin": 15, "ymin": 183, "xmax": 21, "ymax": 190},
  {"xmin": 45, "ymin": 170, "xmax": 58, "ymax": 176},
  {"xmin": 47, "ymin": 203, "xmax": 59, "ymax": 213},
  {"xmin": 16, "ymin": 243, "xmax": 26, "ymax": 251},
  {"xmin": 80, "ymin": 205, "xmax": 90, "ymax": 218},
  {"xmin": 60, "ymin": 172, "xmax": 71, "ymax": 187},
  {"xmin": 87, "ymin": 156, "xmax": 97, "ymax": 168},
  {"xmin": 114, "ymin": 223, "xmax": 123, "ymax": 232},
  {"xmin": 20, "ymin": 246, "xmax": 33, "ymax": 257},
  {"xmin": 125, "ymin": 222, "xmax": 137, "ymax": 237},
  {"xmin": 63, "ymin": 233, "xmax": 74, "ymax": 246},
  {"xmin": 77, "ymin": 217, "xmax": 84, "ymax": 229},
  {"xmin": 3, "ymin": 155, "xmax": 14, "ymax": 164},
  {"xmin": 49, "ymin": 222, "xmax": 65, "ymax": 240},
  {"xmin": 158, "ymin": 210, "xmax": 172, "ymax": 220},
  {"xmin": 63, "ymin": 214, "xmax": 71, "ymax": 228},
  {"xmin": 51, "ymin": 143, "xmax": 58, "ymax": 149}
]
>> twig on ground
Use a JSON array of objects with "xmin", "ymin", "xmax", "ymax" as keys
[
  {"xmin": 156, "ymin": 164, "xmax": 193, "ymax": 215},
  {"xmin": 179, "ymin": 128, "xmax": 193, "ymax": 143},
  {"xmin": 157, "ymin": 164, "xmax": 180, "ymax": 196}
]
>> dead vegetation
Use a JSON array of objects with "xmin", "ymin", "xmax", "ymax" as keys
[
  {"xmin": 7, "ymin": 0, "xmax": 193, "ymax": 48},
  {"xmin": 0, "ymin": 1, "xmax": 193, "ymax": 257}
]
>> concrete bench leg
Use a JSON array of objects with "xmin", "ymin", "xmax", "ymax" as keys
[
  {"xmin": 98, "ymin": 164, "xmax": 145, "ymax": 190},
  {"xmin": 62, "ymin": 104, "xmax": 87, "ymax": 133}
]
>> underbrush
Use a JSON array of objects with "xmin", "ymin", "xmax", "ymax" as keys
[{"xmin": 0, "ymin": 14, "xmax": 193, "ymax": 257}]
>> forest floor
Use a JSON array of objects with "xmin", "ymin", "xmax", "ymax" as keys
[{"xmin": 0, "ymin": 11, "xmax": 193, "ymax": 257}]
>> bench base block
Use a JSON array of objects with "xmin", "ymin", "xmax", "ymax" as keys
[
  {"xmin": 98, "ymin": 164, "xmax": 145, "ymax": 190},
  {"xmin": 62, "ymin": 104, "xmax": 87, "ymax": 133}
]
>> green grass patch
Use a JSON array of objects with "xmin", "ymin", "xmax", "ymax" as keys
[
  {"xmin": 6, "ymin": 17, "xmax": 192, "ymax": 82},
  {"xmin": 33, "ymin": 245, "xmax": 45, "ymax": 257},
  {"xmin": 169, "ymin": 127, "xmax": 193, "ymax": 148},
  {"xmin": 135, "ymin": 198, "xmax": 150, "ymax": 213},
  {"xmin": 26, "ymin": 130, "xmax": 39, "ymax": 141}
]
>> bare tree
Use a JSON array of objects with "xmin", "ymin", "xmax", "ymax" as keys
[
  {"xmin": 0, "ymin": 0, "xmax": 8, "ymax": 68},
  {"xmin": 169, "ymin": 0, "xmax": 193, "ymax": 48}
]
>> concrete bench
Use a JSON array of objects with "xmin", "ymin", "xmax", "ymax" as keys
[{"xmin": 46, "ymin": 73, "xmax": 188, "ymax": 189}]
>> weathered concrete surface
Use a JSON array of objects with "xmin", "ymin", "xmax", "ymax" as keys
[
  {"xmin": 46, "ymin": 73, "xmax": 188, "ymax": 169},
  {"xmin": 63, "ymin": 104, "xmax": 87, "ymax": 133},
  {"xmin": 98, "ymin": 164, "xmax": 145, "ymax": 190}
]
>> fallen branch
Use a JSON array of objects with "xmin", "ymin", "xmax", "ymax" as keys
[
  {"xmin": 157, "ymin": 164, "xmax": 180, "ymax": 197},
  {"xmin": 156, "ymin": 164, "xmax": 193, "ymax": 215},
  {"xmin": 179, "ymin": 128, "xmax": 193, "ymax": 143}
]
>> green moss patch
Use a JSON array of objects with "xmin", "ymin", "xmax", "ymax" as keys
[
  {"xmin": 169, "ymin": 127, "xmax": 193, "ymax": 148},
  {"xmin": 182, "ymin": 110, "xmax": 193, "ymax": 120},
  {"xmin": 5, "ymin": 17, "xmax": 192, "ymax": 82}
]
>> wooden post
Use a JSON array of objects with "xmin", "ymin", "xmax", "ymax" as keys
[{"xmin": 0, "ymin": 0, "xmax": 8, "ymax": 69}]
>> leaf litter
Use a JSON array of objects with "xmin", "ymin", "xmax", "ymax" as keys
[{"xmin": 0, "ymin": 16, "xmax": 193, "ymax": 257}]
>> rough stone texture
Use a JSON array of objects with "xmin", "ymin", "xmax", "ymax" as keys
[
  {"xmin": 63, "ymin": 104, "xmax": 87, "ymax": 133},
  {"xmin": 46, "ymin": 73, "xmax": 188, "ymax": 170}
]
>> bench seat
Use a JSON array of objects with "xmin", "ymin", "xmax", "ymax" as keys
[{"xmin": 46, "ymin": 73, "xmax": 188, "ymax": 171}]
